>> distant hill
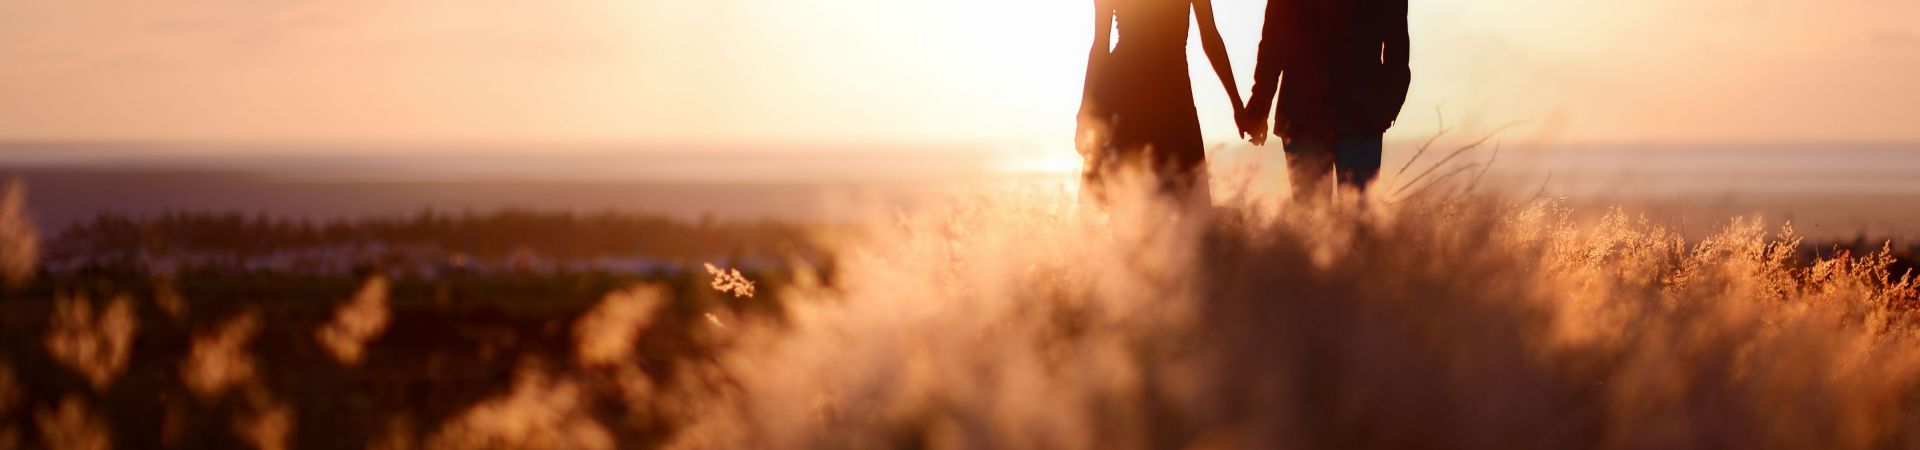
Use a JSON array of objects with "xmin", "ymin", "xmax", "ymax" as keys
[
  {"xmin": 3, "ymin": 141, "xmax": 1919, "ymax": 240},
  {"xmin": 0, "ymin": 167, "xmax": 966, "ymax": 233}
]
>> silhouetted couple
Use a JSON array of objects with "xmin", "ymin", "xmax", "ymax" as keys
[{"xmin": 1077, "ymin": 0, "xmax": 1410, "ymax": 205}]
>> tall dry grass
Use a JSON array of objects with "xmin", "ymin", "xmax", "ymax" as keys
[
  {"xmin": 316, "ymin": 277, "xmax": 393, "ymax": 367},
  {"xmin": 0, "ymin": 179, "xmax": 37, "ymax": 286},
  {"xmin": 43, "ymin": 295, "xmax": 137, "ymax": 392},
  {"xmin": 646, "ymin": 176, "xmax": 1920, "ymax": 449},
  {"xmin": 4, "ymin": 171, "xmax": 1919, "ymax": 449}
]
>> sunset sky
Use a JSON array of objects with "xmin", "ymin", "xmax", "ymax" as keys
[{"xmin": 2, "ymin": 0, "xmax": 1916, "ymax": 150}]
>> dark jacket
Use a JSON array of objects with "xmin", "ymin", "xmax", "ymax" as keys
[{"xmin": 1246, "ymin": 0, "xmax": 1411, "ymax": 136}]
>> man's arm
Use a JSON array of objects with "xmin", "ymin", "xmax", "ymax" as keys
[
  {"xmin": 1193, "ymin": 0, "xmax": 1246, "ymax": 138},
  {"xmin": 1243, "ymin": 0, "xmax": 1290, "ymax": 144},
  {"xmin": 1380, "ymin": 0, "xmax": 1410, "ymax": 129}
]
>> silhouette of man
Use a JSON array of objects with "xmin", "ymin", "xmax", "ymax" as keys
[{"xmin": 1239, "ymin": 0, "xmax": 1410, "ymax": 203}]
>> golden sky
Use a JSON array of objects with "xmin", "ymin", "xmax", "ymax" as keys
[{"xmin": 2, "ymin": 0, "xmax": 1916, "ymax": 148}]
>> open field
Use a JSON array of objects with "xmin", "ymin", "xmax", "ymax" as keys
[{"xmin": 2, "ymin": 174, "xmax": 1919, "ymax": 448}]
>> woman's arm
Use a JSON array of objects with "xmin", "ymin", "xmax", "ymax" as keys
[
  {"xmin": 1192, "ymin": 0, "xmax": 1247, "ymax": 137},
  {"xmin": 1244, "ymin": 0, "xmax": 1290, "ymax": 144},
  {"xmin": 1077, "ymin": 0, "xmax": 1116, "ymax": 155},
  {"xmin": 1080, "ymin": 0, "xmax": 1115, "ymax": 119}
]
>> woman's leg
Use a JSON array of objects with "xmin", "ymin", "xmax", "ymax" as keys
[{"xmin": 1152, "ymin": 145, "xmax": 1211, "ymax": 207}]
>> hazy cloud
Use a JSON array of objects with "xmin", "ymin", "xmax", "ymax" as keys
[{"xmin": 1870, "ymin": 29, "xmax": 1920, "ymax": 49}]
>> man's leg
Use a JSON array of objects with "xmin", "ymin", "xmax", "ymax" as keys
[
  {"xmin": 1284, "ymin": 137, "xmax": 1335, "ymax": 204},
  {"xmin": 1333, "ymin": 133, "xmax": 1384, "ymax": 193}
]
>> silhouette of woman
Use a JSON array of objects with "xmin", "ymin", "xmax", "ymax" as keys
[{"xmin": 1078, "ymin": 0, "xmax": 1247, "ymax": 204}]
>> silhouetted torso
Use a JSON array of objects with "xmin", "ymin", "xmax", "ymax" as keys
[
  {"xmin": 1098, "ymin": 0, "xmax": 1204, "ymax": 173},
  {"xmin": 1249, "ymin": 0, "xmax": 1410, "ymax": 136},
  {"xmin": 1112, "ymin": 0, "xmax": 1190, "ymax": 56}
]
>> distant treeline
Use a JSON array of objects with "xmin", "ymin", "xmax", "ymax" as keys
[{"xmin": 50, "ymin": 209, "xmax": 824, "ymax": 262}]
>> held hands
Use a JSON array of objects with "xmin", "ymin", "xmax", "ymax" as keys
[{"xmin": 1236, "ymin": 108, "xmax": 1270, "ymax": 146}]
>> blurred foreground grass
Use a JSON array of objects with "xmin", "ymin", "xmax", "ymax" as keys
[{"xmin": 1, "ymin": 178, "xmax": 1918, "ymax": 449}]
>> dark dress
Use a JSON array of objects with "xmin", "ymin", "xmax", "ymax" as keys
[{"xmin": 1084, "ymin": 0, "xmax": 1208, "ymax": 200}]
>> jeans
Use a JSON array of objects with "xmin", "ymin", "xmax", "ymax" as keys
[{"xmin": 1284, "ymin": 133, "xmax": 1383, "ymax": 203}]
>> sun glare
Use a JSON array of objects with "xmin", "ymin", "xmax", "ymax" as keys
[
  {"xmin": 994, "ymin": 151, "xmax": 1086, "ymax": 177},
  {"xmin": 911, "ymin": 0, "xmax": 1275, "ymax": 145}
]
